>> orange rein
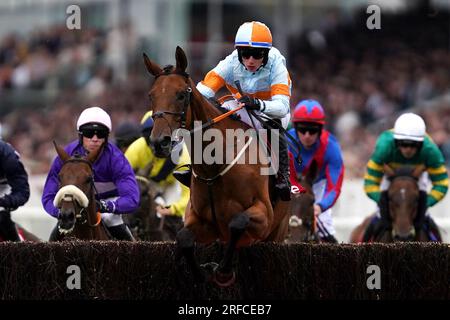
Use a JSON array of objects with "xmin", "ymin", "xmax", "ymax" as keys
[
  {"xmin": 91, "ymin": 211, "xmax": 102, "ymax": 227},
  {"xmin": 211, "ymin": 103, "xmax": 245, "ymax": 124}
]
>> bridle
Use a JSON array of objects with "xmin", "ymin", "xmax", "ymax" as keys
[{"xmin": 151, "ymin": 67, "xmax": 192, "ymax": 130}]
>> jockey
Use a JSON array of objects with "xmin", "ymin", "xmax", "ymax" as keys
[
  {"xmin": 125, "ymin": 111, "xmax": 190, "ymax": 219},
  {"xmin": 0, "ymin": 140, "xmax": 30, "ymax": 241},
  {"xmin": 287, "ymin": 99, "xmax": 344, "ymax": 243},
  {"xmin": 114, "ymin": 121, "xmax": 141, "ymax": 153},
  {"xmin": 363, "ymin": 112, "xmax": 448, "ymax": 241},
  {"xmin": 42, "ymin": 106, "xmax": 138, "ymax": 241},
  {"xmin": 193, "ymin": 21, "xmax": 292, "ymax": 201}
]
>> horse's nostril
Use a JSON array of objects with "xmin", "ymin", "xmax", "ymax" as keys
[
  {"xmin": 61, "ymin": 211, "xmax": 75, "ymax": 222},
  {"xmin": 160, "ymin": 136, "xmax": 172, "ymax": 148}
]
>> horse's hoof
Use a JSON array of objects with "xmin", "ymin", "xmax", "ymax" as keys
[{"xmin": 213, "ymin": 271, "xmax": 236, "ymax": 287}]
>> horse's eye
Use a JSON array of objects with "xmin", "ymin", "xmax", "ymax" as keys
[
  {"xmin": 177, "ymin": 92, "xmax": 186, "ymax": 101},
  {"xmin": 86, "ymin": 176, "xmax": 93, "ymax": 184}
]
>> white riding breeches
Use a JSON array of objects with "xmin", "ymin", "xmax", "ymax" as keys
[
  {"xmin": 221, "ymin": 100, "xmax": 290, "ymax": 130},
  {"xmin": 313, "ymin": 179, "xmax": 336, "ymax": 236}
]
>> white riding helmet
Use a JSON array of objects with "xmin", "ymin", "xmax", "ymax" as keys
[
  {"xmin": 393, "ymin": 113, "xmax": 426, "ymax": 142},
  {"xmin": 77, "ymin": 107, "xmax": 112, "ymax": 132},
  {"xmin": 234, "ymin": 21, "xmax": 272, "ymax": 49}
]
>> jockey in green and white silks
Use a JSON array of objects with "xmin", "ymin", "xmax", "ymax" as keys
[{"xmin": 363, "ymin": 113, "xmax": 448, "ymax": 241}]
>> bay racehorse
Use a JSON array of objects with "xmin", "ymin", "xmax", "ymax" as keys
[
  {"xmin": 286, "ymin": 160, "xmax": 320, "ymax": 243},
  {"xmin": 123, "ymin": 174, "xmax": 182, "ymax": 241},
  {"xmin": 350, "ymin": 165, "xmax": 437, "ymax": 242},
  {"xmin": 50, "ymin": 142, "xmax": 110, "ymax": 241},
  {"xmin": 143, "ymin": 46, "xmax": 290, "ymax": 286}
]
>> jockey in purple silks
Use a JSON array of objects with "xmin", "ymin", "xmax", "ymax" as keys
[{"xmin": 42, "ymin": 106, "xmax": 139, "ymax": 240}]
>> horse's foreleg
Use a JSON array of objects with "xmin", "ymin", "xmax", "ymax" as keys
[
  {"xmin": 215, "ymin": 212, "xmax": 250, "ymax": 286},
  {"xmin": 220, "ymin": 212, "xmax": 250, "ymax": 272},
  {"xmin": 176, "ymin": 227, "xmax": 205, "ymax": 282}
]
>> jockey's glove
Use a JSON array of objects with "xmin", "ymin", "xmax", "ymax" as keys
[
  {"xmin": 96, "ymin": 199, "xmax": 114, "ymax": 213},
  {"xmin": 238, "ymin": 95, "xmax": 261, "ymax": 111}
]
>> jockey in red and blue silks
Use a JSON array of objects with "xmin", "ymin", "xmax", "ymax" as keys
[{"xmin": 287, "ymin": 99, "xmax": 345, "ymax": 243}]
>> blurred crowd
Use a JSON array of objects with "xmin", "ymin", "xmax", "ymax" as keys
[{"xmin": 0, "ymin": 7, "xmax": 449, "ymax": 178}]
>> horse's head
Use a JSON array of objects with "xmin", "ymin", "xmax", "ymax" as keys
[
  {"xmin": 289, "ymin": 160, "xmax": 319, "ymax": 242},
  {"xmin": 53, "ymin": 141, "xmax": 100, "ymax": 234},
  {"xmin": 384, "ymin": 164, "xmax": 424, "ymax": 241},
  {"xmin": 143, "ymin": 47, "xmax": 191, "ymax": 158}
]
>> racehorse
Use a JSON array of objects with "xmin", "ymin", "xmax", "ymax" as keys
[
  {"xmin": 50, "ymin": 142, "xmax": 110, "ymax": 241},
  {"xmin": 285, "ymin": 160, "xmax": 320, "ymax": 243},
  {"xmin": 123, "ymin": 173, "xmax": 182, "ymax": 241},
  {"xmin": 143, "ymin": 46, "xmax": 290, "ymax": 286},
  {"xmin": 350, "ymin": 165, "xmax": 434, "ymax": 243}
]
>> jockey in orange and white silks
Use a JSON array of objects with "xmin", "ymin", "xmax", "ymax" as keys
[
  {"xmin": 196, "ymin": 21, "xmax": 293, "ymax": 201},
  {"xmin": 197, "ymin": 21, "xmax": 291, "ymax": 129}
]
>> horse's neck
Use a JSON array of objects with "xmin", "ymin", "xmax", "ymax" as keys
[{"xmin": 189, "ymin": 89, "xmax": 222, "ymax": 124}]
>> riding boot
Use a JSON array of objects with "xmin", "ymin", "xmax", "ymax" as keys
[
  {"xmin": 107, "ymin": 224, "xmax": 135, "ymax": 241},
  {"xmin": 0, "ymin": 211, "xmax": 20, "ymax": 241},
  {"xmin": 173, "ymin": 168, "xmax": 192, "ymax": 188},
  {"xmin": 275, "ymin": 130, "xmax": 291, "ymax": 201}
]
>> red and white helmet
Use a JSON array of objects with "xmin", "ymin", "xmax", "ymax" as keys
[
  {"xmin": 77, "ymin": 107, "xmax": 112, "ymax": 132},
  {"xmin": 235, "ymin": 21, "xmax": 272, "ymax": 49}
]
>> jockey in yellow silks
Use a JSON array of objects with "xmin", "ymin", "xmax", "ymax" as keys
[{"xmin": 125, "ymin": 111, "xmax": 190, "ymax": 218}]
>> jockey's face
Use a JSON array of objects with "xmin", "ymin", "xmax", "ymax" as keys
[
  {"xmin": 396, "ymin": 140, "xmax": 421, "ymax": 159},
  {"xmin": 241, "ymin": 49, "xmax": 265, "ymax": 72},
  {"xmin": 296, "ymin": 124, "xmax": 321, "ymax": 149},
  {"xmin": 80, "ymin": 124, "xmax": 109, "ymax": 153},
  {"xmin": 83, "ymin": 135, "xmax": 106, "ymax": 153}
]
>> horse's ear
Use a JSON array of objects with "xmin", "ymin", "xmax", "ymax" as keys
[
  {"xmin": 143, "ymin": 53, "xmax": 162, "ymax": 76},
  {"xmin": 53, "ymin": 141, "xmax": 70, "ymax": 162},
  {"xmin": 86, "ymin": 143, "xmax": 104, "ymax": 164},
  {"xmin": 305, "ymin": 159, "xmax": 318, "ymax": 185},
  {"xmin": 383, "ymin": 164, "xmax": 395, "ymax": 177},
  {"xmin": 412, "ymin": 164, "xmax": 425, "ymax": 179},
  {"xmin": 175, "ymin": 46, "xmax": 188, "ymax": 72}
]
